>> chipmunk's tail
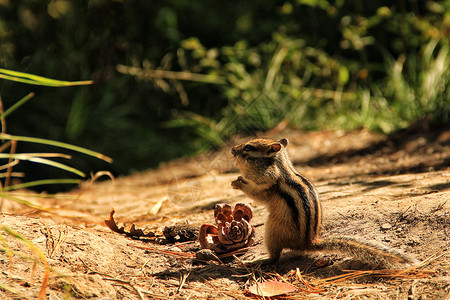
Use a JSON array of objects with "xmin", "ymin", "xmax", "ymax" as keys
[{"xmin": 312, "ymin": 236, "xmax": 419, "ymax": 269}]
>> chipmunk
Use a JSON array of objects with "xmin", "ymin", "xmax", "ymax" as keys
[{"xmin": 231, "ymin": 137, "xmax": 416, "ymax": 268}]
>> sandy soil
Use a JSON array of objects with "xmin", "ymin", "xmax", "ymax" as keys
[{"xmin": 1, "ymin": 120, "xmax": 449, "ymax": 299}]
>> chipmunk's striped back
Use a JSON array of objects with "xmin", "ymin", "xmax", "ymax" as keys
[{"xmin": 276, "ymin": 145, "xmax": 322, "ymax": 245}]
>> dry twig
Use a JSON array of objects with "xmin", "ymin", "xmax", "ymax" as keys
[{"xmin": 41, "ymin": 224, "xmax": 68, "ymax": 258}]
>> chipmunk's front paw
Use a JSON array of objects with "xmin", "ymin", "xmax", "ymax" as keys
[{"xmin": 231, "ymin": 176, "xmax": 247, "ymax": 190}]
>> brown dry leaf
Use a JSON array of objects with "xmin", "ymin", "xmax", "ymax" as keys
[
  {"xmin": 104, "ymin": 209, "xmax": 155, "ymax": 238},
  {"xmin": 129, "ymin": 223, "xmax": 155, "ymax": 238},
  {"xmin": 248, "ymin": 280, "xmax": 297, "ymax": 297},
  {"xmin": 104, "ymin": 209, "xmax": 125, "ymax": 234}
]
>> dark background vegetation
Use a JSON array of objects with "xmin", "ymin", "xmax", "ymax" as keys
[{"xmin": 0, "ymin": 0, "xmax": 448, "ymax": 190}]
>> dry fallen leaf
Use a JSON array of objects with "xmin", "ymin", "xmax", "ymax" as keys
[
  {"xmin": 105, "ymin": 208, "xmax": 155, "ymax": 238},
  {"xmin": 104, "ymin": 208, "xmax": 125, "ymax": 234},
  {"xmin": 248, "ymin": 280, "xmax": 297, "ymax": 297}
]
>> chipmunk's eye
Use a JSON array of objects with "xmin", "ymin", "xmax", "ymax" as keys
[{"xmin": 243, "ymin": 145, "xmax": 256, "ymax": 151}]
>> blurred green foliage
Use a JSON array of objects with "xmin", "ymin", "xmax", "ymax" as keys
[{"xmin": 0, "ymin": 0, "xmax": 448, "ymax": 186}]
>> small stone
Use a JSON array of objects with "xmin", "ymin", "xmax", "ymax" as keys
[
  {"xmin": 170, "ymin": 246, "xmax": 182, "ymax": 252},
  {"xmin": 381, "ymin": 223, "xmax": 392, "ymax": 230}
]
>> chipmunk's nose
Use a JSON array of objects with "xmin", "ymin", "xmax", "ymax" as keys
[{"xmin": 231, "ymin": 147, "xmax": 237, "ymax": 156}]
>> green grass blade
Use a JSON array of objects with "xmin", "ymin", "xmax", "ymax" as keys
[
  {"xmin": 0, "ymin": 233, "xmax": 13, "ymax": 273},
  {"xmin": 0, "ymin": 283, "xmax": 25, "ymax": 299},
  {"xmin": 116, "ymin": 64, "xmax": 227, "ymax": 84},
  {"xmin": 0, "ymin": 134, "xmax": 113, "ymax": 163},
  {"xmin": 0, "ymin": 225, "xmax": 49, "ymax": 265},
  {"xmin": 0, "ymin": 227, "xmax": 57, "ymax": 299},
  {"xmin": 1, "ymin": 93, "xmax": 35, "ymax": 119},
  {"xmin": 0, "ymin": 193, "xmax": 45, "ymax": 210},
  {"xmin": 0, "ymin": 153, "xmax": 84, "ymax": 177},
  {"xmin": 0, "ymin": 225, "xmax": 50, "ymax": 300},
  {"xmin": 26, "ymin": 157, "xmax": 86, "ymax": 177},
  {"xmin": 0, "ymin": 68, "xmax": 93, "ymax": 87},
  {"xmin": 2, "ymin": 179, "xmax": 81, "ymax": 192},
  {"xmin": 0, "ymin": 153, "xmax": 72, "ymax": 160}
]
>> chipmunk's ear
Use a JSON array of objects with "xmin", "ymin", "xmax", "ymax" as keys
[
  {"xmin": 269, "ymin": 143, "xmax": 282, "ymax": 153},
  {"xmin": 279, "ymin": 138, "xmax": 288, "ymax": 147},
  {"xmin": 267, "ymin": 138, "xmax": 287, "ymax": 155}
]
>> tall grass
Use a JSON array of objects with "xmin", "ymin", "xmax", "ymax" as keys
[
  {"xmin": 0, "ymin": 69, "xmax": 111, "ymax": 298},
  {"xmin": 0, "ymin": 69, "xmax": 112, "ymax": 210},
  {"xmin": 383, "ymin": 37, "xmax": 449, "ymax": 125}
]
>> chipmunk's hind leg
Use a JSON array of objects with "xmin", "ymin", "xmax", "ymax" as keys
[{"xmin": 266, "ymin": 241, "xmax": 283, "ymax": 263}]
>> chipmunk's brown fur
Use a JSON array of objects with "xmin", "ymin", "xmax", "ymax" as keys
[{"xmin": 231, "ymin": 137, "xmax": 416, "ymax": 268}]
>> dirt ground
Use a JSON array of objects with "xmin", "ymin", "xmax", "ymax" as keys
[{"xmin": 1, "ymin": 120, "xmax": 449, "ymax": 299}]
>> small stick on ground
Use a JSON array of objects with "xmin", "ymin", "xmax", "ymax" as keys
[{"xmin": 103, "ymin": 277, "xmax": 145, "ymax": 300}]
